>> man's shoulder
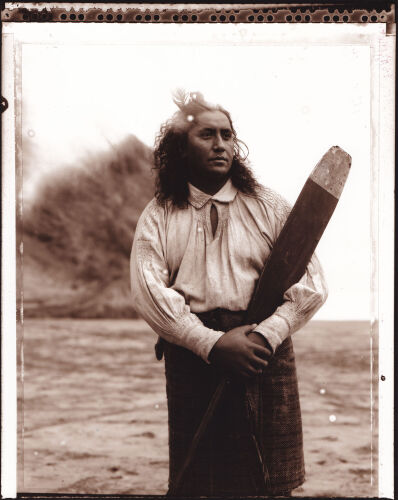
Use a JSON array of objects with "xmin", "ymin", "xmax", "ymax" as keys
[
  {"xmin": 140, "ymin": 197, "xmax": 166, "ymax": 218},
  {"xmin": 137, "ymin": 197, "xmax": 165, "ymax": 227},
  {"xmin": 240, "ymin": 184, "xmax": 292, "ymax": 216},
  {"xmin": 138, "ymin": 197, "xmax": 181, "ymax": 226}
]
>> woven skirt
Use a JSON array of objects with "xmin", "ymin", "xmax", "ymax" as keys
[{"xmin": 162, "ymin": 309, "xmax": 304, "ymax": 497}]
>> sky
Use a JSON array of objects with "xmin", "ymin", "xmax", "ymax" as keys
[{"xmin": 12, "ymin": 22, "xmax": 379, "ymax": 320}]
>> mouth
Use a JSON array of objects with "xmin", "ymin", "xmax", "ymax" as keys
[{"xmin": 209, "ymin": 157, "xmax": 228, "ymax": 162}]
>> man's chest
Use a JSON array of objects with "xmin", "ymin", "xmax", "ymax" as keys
[{"xmin": 164, "ymin": 202, "xmax": 274, "ymax": 280}]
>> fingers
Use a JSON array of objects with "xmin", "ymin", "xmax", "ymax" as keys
[
  {"xmin": 241, "ymin": 362, "xmax": 267, "ymax": 378},
  {"xmin": 251, "ymin": 344, "xmax": 272, "ymax": 360},
  {"xmin": 239, "ymin": 353, "xmax": 269, "ymax": 378},
  {"xmin": 241, "ymin": 323, "xmax": 258, "ymax": 335},
  {"xmin": 213, "ymin": 325, "xmax": 270, "ymax": 379},
  {"xmin": 251, "ymin": 355, "xmax": 268, "ymax": 371},
  {"xmin": 241, "ymin": 345, "xmax": 269, "ymax": 373}
]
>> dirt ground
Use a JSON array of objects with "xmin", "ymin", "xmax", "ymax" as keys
[{"xmin": 18, "ymin": 319, "xmax": 377, "ymax": 497}]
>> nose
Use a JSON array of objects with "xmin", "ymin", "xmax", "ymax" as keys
[{"xmin": 212, "ymin": 132, "xmax": 225, "ymax": 151}]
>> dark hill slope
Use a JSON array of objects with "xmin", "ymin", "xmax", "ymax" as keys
[{"xmin": 23, "ymin": 135, "xmax": 154, "ymax": 318}]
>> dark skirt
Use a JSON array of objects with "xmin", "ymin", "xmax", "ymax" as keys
[{"xmin": 163, "ymin": 309, "xmax": 304, "ymax": 497}]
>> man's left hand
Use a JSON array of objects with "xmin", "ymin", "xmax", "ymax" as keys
[{"xmin": 247, "ymin": 331, "xmax": 273, "ymax": 359}]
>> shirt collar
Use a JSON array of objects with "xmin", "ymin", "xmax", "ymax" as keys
[{"xmin": 188, "ymin": 178, "xmax": 238, "ymax": 209}]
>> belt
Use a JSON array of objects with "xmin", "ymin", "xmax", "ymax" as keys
[
  {"xmin": 155, "ymin": 308, "xmax": 247, "ymax": 360},
  {"xmin": 195, "ymin": 308, "xmax": 246, "ymax": 331}
]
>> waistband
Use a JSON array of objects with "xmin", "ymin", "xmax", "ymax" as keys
[
  {"xmin": 195, "ymin": 308, "xmax": 246, "ymax": 331},
  {"xmin": 155, "ymin": 308, "xmax": 247, "ymax": 360}
]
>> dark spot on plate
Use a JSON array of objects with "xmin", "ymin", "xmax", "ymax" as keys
[
  {"xmin": 321, "ymin": 436, "xmax": 338, "ymax": 441},
  {"xmin": 349, "ymin": 468, "xmax": 371, "ymax": 477},
  {"xmin": 141, "ymin": 431, "xmax": 155, "ymax": 438},
  {"xmin": 125, "ymin": 470, "xmax": 138, "ymax": 476}
]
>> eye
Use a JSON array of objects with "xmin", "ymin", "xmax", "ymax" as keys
[
  {"xmin": 222, "ymin": 130, "xmax": 233, "ymax": 140},
  {"xmin": 200, "ymin": 129, "xmax": 213, "ymax": 139}
]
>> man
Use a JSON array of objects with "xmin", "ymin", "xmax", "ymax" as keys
[{"xmin": 130, "ymin": 91, "xmax": 328, "ymax": 496}]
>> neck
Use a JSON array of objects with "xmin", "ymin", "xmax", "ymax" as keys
[{"xmin": 188, "ymin": 174, "xmax": 230, "ymax": 196}]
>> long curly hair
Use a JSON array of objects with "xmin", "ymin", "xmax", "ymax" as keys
[{"xmin": 153, "ymin": 91, "xmax": 260, "ymax": 207}]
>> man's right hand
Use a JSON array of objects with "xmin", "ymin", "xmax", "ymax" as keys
[{"xmin": 208, "ymin": 324, "xmax": 272, "ymax": 378}]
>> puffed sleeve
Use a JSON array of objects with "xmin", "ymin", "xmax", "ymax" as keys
[
  {"xmin": 130, "ymin": 199, "xmax": 225, "ymax": 362},
  {"xmin": 252, "ymin": 189, "xmax": 328, "ymax": 353}
]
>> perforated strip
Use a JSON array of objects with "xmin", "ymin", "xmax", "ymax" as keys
[{"xmin": 1, "ymin": 4, "xmax": 395, "ymax": 24}]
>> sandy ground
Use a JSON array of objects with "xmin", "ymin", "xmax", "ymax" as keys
[{"xmin": 18, "ymin": 319, "xmax": 377, "ymax": 497}]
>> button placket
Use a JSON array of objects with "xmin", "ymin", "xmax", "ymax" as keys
[
  {"xmin": 206, "ymin": 201, "xmax": 218, "ymax": 241},
  {"xmin": 210, "ymin": 203, "xmax": 218, "ymax": 237}
]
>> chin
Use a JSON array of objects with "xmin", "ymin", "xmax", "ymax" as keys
[{"xmin": 208, "ymin": 165, "xmax": 232, "ymax": 176}]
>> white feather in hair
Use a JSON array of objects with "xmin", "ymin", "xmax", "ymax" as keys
[
  {"xmin": 172, "ymin": 89, "xmax": 206, "ymax": 112},
  {"xmin": 172, "ymin": 88, "xmax": 190, "ymax": 111}
]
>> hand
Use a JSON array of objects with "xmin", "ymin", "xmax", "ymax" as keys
[
  {"xmin": 208, "ymin": 324, "xmax": 272, "ymax": 378},
  {"xmin": 247, "ymin": 331, "xmax": 274, "ymax": 355}
]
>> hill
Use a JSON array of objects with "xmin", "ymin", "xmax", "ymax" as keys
[{"xmin": 22, "ymin": 135, "xmax": 154, "ymax": 318}]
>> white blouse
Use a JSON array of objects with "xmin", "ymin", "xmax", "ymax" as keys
[{"xmin": 130, "ymin": 179, "xmax": 328, "ymax": 362}]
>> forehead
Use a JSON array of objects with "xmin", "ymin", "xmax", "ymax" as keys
[{"xmin": 192, "ymin": 110, "xmax": 232, "ymax": 130}]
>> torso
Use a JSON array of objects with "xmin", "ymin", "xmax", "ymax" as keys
[{"xmin": 153, "ymin": 184, "xmax": 290, "ymax": 313}]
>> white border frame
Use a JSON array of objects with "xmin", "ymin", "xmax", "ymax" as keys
[{"xmin": 1, "ymin": 20, "xmax": 395, "ymax": 500}]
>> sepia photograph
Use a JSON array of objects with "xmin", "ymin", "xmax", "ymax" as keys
[{"xmin": 1, "ymin": 4, "xmax": 395, "ymax": 499}]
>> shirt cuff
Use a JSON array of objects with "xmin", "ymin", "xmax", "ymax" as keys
[
  {"xmin": 252, "ymin": 314, "xmax": 291, "ymax": 353},
  {"xmin": 187, "ymin": 324, "xmax": 225, "ymax": 363}
]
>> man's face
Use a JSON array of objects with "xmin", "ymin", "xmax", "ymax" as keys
[{"xmin": 185, "ymin": 110, "xmax": 234, "ymax": 181}]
